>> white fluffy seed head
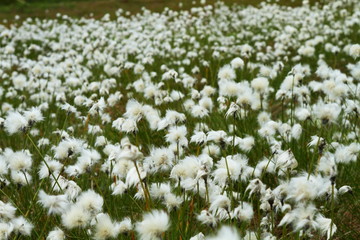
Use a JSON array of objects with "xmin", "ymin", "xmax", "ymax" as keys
[
  {"xmin": 4, "ymin": 111, "xmax": 28, "ymax": 135},
  {"xmin": 3, "ymin": 149, "xmax": 32, "ymax": 172},
  {"xmin": 231, "ymin": 57, "xmax": 244, "ymax": 69},
  {"xmin": 24, "ymin": 107, "xmax": 43, "ymax": 125},
  {"xmin": 251, "ymin": 77, "xmax": 269, "ymax": 93},
  {"xmin": 38, "ymin": 190, "xmax": 69, "ymax": 215},
  {"xmin": 76, "ymin": 189, "xmax": 104, "ymax": 214},
  {"xmin": 61, "ymin": 204, "xmax": 91, "ymax": 229},
  {"xmin": 218, "ymin": 65, "xmax": 236, "ymax": 81},
  {"xmin": 135, "ymin": 210, "xmax": 170, "ymax": 240},
  {"xmin": 207, "ymin": 225, "xmax": 241, "ymax": 240},
  {"xmin": 0, "ymin": 200, "xmax": 17, "ymax": 219},
  {"xmin": 12, "ymin": 216, "xmax": 33, "ymax": 236},
  {"xmin": 46, "ymin": 227, "xmax": 65, "ymax": 240},
  {"xmin": 0, "ymin": 222, "xmax": 13, "ymax": 239},
  {"xmin": 93, "ymin": 213, "xmax": 119, "ymax": 240},
  {"xmin": 117, "ymin": 217, "xmax": 133, "ymax": 234},
  {"xmin": 349, "ymin": 44, "xmax": 360, "ymax": 59}
]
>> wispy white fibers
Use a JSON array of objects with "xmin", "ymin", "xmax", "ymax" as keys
[{"xmin": 135, "ymin": 210, "xmax": 170, "ymax": 240}]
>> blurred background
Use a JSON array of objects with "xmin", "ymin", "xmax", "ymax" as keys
[{"xmin": 0, "ymin": 0, "xmax": 305, "ymax": 23}]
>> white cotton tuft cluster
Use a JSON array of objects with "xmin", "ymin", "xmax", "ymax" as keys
[{"xmin": 0, "ymin": 0, "xmax": 358, "ymax": 239}]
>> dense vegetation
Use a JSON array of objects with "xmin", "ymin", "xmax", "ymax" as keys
[{"xmin": 0, "ymin": 0, "xmax": 359, "ymax": 239}]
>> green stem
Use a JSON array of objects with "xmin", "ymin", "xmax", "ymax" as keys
[
  {"xmin": 329, "ymin": 182, "xmax": 335, "ymax": 240},
  {"xmin": 232, "ymin": 114, "xmax": 236, "ymax": 156},
  {"xmin": 134, "ymin": 160, "xmax": 151, "ymax": 210},
  {"xmin": 26, "ymin": 133, "xmax": 64, "ymax": 193},
  {"xmin": 55, "ymin": 112, "xmax": 69, "ymax": 146},
  {"xmin": 24, "ymin": 178, "xmax": 46, "ymax": 218}
]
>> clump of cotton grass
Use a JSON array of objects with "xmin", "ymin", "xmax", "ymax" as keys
[
  {"xmin": 0, "ymin": 200, "xmax": 34, "ymax": 238},
  {"xmin": 92, "ymin": 213, "xmax": 120, "ymax": 240},
  {"xmin": 76, "ymin": 189, "xmax": 104, "ymax": 214},
  {"xmin": 24, "ymin": 107, "xmax": 44, "ymax": 126},
  {"xmin": 218, "ymin": 65, "xmax": 236, "ymax": 81},
  {"xmin": 46, "ymin": 227, "xmax": 65, "ymax": 240},
  {"xmin": 0, "ymin": 200, "xmax": 17, "ymax": 219},
  {"xmin": 4, "ymin": 111, "xmax": 28, "ymax": 135},
  {"xmin": 61, "ymin": 205, "xmax": 92, "ymax": 230},
  {"xmin": 231, "ymin": 57, "xmax": 244, "ymax": 69},
  {"xmin": 53, "ymin": 137, "xmax": 85, "ymax": 160},
  {"xmin": 348, "ymin": 44, "xmax": 360, "ymax": 59},
  {"xmin": 60, "ymin": 189, "xmax": 104, "ymax": 231},
  {"xmin": 12, "ymin": 217, "xmax": 34, "ymax": 237},
  {"xmin": 3, "ymin": 107, "xmax": 43, "ymax": 135},
  {"xmin": 38, "ymin": 190, "xmax": 69, "ymax": 215},
  {"xmin": 3, "ymin": 149, "xmax": 32, "ymax": 172},
  {"xmin": 135, "ymin": 210, "xmax": 170, "ymax": 240},
  {"xmin": 206, "ymin": 225, "xmax": 241, "ymax": 240}
]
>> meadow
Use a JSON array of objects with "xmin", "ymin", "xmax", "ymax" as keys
[
  {"xmin": 0, "ymin": 0, "xmax": 314, "ymax": 23},
  {"xmin": 0, "ymin": 0, "xmax": 359, "ymax": 239}
]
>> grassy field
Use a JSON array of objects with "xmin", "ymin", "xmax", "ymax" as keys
[
  {"xmin": 0, "ymin": 0, "xmax": 309, "ymax": 23},
  {"xmin": 0, "ymin": 0, "xmax": 359, "ymax": 240}
]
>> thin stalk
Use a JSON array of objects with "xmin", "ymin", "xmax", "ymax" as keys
[
  {"xmin": 290, "ymin": 74, "xmax": 295, "ymax": 126},
  {"xmin": 232, "ymin": 114, "xmax": 236, "ymax": 156},
  {"xmin": 281, "ymin": 98, "xmax": 285, "ymax": 123},
  {"xmin": 176, "ymin": 141, "xmax": 180, "ymax": 163},
  {"xmin": 307, "ymin": 129, "xmax": 323, "ymax": 180},
  {"xmin": 26, "ymin": 133, "xmax": 63, "ymax": 193},
  {"xmin": 260, "ymin": 152, "xmax": 276, "ymax": 179},
  {"xmin": 56, "ymin": 112, "xmax": 69, "ymax": 146},
  {"xmin": 204, "ymin": 177, "xmax": 209, "ymax": 205},
  {"xmin": 0, "ymin": 188, "xmax": 26, "ymax": 216},
  {"xmin": 127, "ymin": 194, "xmax": 143, "ymax": 212},
  {"xmin": 223, "ymin": 155, "xmax": 235, "ymax": 206},
  {"xmin": 133, "ymin": 160, "xmax": 151, "ymax": 210},
  {"xmin": 39, "ymin": 215, "xmax": 51, "ymax": 238},
  {"xmin": 21, "ymin": 170, "xmax": 30, "ymax": 186},
  {"xmin": 24, "ymin": 178, "xmax": 46, "ymax": 218},
  {"xmin": 329, "ymin": 182, "xmax": 335, "ymax": 240}
]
